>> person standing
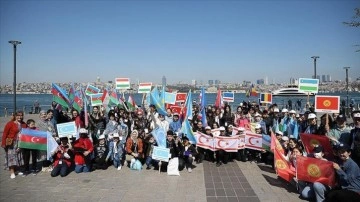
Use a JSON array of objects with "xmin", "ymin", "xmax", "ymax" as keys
[
  {"xmin": 1, "ymin": 111, "xmax": 27, "ymax": 179},
  {"xmin": 22, "ymin": 119, "xmax": 39, "ymax": 175}
]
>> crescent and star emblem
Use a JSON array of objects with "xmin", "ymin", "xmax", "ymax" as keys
[{"xmin": 31, "ymin": 137, "xmax": 39, "ymax": 143}]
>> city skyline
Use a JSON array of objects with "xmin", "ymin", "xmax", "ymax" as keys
[{"xmin": 0, "ymin": 1, "xmax": 359, "ymax": 85}]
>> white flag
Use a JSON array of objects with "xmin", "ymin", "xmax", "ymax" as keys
[
  {"xmin": 214, "ymin": 136, "xmax": 239, "ymax": 152},
  {"xmin": 245, "ymin": 130, "xmax": 263, "ymax": 151}
]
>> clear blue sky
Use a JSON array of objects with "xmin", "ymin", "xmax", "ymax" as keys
[{"xmin": 1, "ymin": 0, "xmax": 359, "ymax": 85}]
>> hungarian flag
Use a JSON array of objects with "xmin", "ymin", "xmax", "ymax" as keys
[
  {"xmin": 115, "ymin": 78, "xmax": 130, "ymax": 90},
  {"xmin": 296, "ymin": 156, "xmax": 336, "ymax": 186},
  {"xmin": 315, "ymin": 95, "xmax": 340, "ymax": 113},
  {"xmin": 138, "ymin": 82, "xmax": 152, "ymax": 94},
  {"xmin": 175, "ymin": 93, "xmax": 187, "ymax": 103},
  {"xmin": 91, "ymin": 93, "xmax": 103, "ymax": 106},
  {"xmin": 300, "ymin": 133, "xmax": 334, "ymax": 159},
  {"xmin": 274, "ymin": 146, "xmax": 295, "ymax": 182},
  {"xmin": 260, "ymin": 93, "xmax": 272, "ymax": 104},
  {"xmin": 52, "ymin": 83, "xmax": 70, "ymax": 108}
]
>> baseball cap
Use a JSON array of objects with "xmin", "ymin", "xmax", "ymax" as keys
[
  {"xmin": 113, "ymin": 133, "xmax": 120, "ymax": 138},
  {"xmin": 336, "ymin": 115, "xmax": 346, "ymax": 122},
  {"xmin": 281, "ymin": 136, "xmax": 289, "ymax": 141},
  {"xmin": 337, "ymin": 143, "xmax": 351, "ymax": 152},
  {"xmin": 276, "ymin": 131, "xmax": 283, "ymax": 136},
  {"xmin": 308, "ymin": 113, "xmax": 316, "ymax": 119},
  {"xmin": 98, "ymin": 135, "xmax": 105, "ymax": 140},
  {"xmin": 254, "ymin": 113, "xmax": 261, "ymax": 117},
  {"xmin": 238, "ymin": 127, "xmax": 245, "ymax": 131},
  {"xmin": 205, "ymin": 126, "xmax": 211, "ymax": 130},
  {"xmin": 313, "ymin": 145, "xmax": 323, "ymax": 153},
  {"xmin": 219, "ymin": 126, "xmax": 225, "ymax": 131},
  {"xmin": 282, "ymin": 108, "xmax": 288, "ymax": 113},
  {"xmin": 352, "ymin": 110, "xmax": 360, "ymax": 118},
  {"xmin": 273, "ymin": 108, "xmax": 280, "ymax": 113},
  {"xmin": 79, "ymin": 128, "xmax": 88, "ymax": 134}
]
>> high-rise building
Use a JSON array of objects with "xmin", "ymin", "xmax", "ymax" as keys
[
  {"xmin": 208, "ymin": 80, "xmax": 214, "ymax": 86},
  {"xmin": 265, "ymin": 76, "xmax": 268, "ymax": 85},
  {"xmin": 322, "ymin": 75, "xmax": 327, "ymax": 83},
  {"xmin": 214, "ymin": 80, "xmax": 221, "ymax": 85},
  {"xmin": 162, "ymin": 76, "xmax": 166, "ymax": 87},
  {"xmin": 191, "ymin": 79, "xmax": 197, "ymax": 86},
  {"xmin": 327, "ymin": 75, "xmax": 331, "ymax": 82},
  {"xmin": 256, "ymin": 79, "xmax": 264, "ymax": 85}
]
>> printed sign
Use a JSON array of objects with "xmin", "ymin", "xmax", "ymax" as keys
[
  {"xmin": 57, "ymin": 122, "xmax": 77, "ymax": 138},
  {"xmin": 298, "ymin": 78, "xmax": 319, "ymax": 93},
  {"xmin": 152, "ymin": 146, "xmax": 171, "ymax": 162},
  {"xmin": 315, "ymin": 95, "xmax": 340, "ymax": 113},
  {"xmin": 115, "ymin": 78, "xmax": 130, "ymax": 90}
]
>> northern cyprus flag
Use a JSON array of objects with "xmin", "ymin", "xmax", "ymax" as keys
[
  {"xmin": 245, "ymin": 131, "xmax": 263, "ymax": 151},
  {"xmin": 138, "ymin": 82, "xmax": 152, "ymax": 93}
]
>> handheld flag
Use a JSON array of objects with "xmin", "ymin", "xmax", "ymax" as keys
[
  {"xmin": 19, "ymin": 129, "xmax": 48, "ymax": 150},
  {"xmin": 52, "ymin": 83, "xmax": 70, "ymax": 108},
  {"xmin": 115, "ymin": 78, "xmax": 130, "ymax": 90},
  {"xmin": 152, "ymin": 127, "xmax": 167, "ymax": 148},
  {"xmin": 274, "ymin": 145, "xmax": 295, "ymax": 182},
  {"xmin": 181, "ymin": 119, "xmax": 197, "ymax": 144},
  {"xmin": 300, "ymin": 133, "xmax": 334, "ymax": 159},
  {"xmin": 223, "ymin": 92, "xmax": 234, "ymax": 102},
  {"xmin": 138, "ymin": 82, "xmax": 152, "ymax": 94},
  {"xmin": 85, "ymin": 84, "xmax": 100, "ymax": 95},
  {"xmin": 214, "ymin": 88, "xmax": 223, "ymax": 108},
  {"xmin": 200, "ymin": 87, "xmax": 208, "ymax": 127},
  {"xmin": 91, "ymin": 93, "xmax": 103, "ymax": 106}
]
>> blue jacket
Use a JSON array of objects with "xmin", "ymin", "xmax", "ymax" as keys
[
  {"xmin": 169, "ymin": 119, "xmax": 182, "ymax": 133},
  {"xmin": 106, "ymin": 139, "xmax": 126, "ymax": 161},
  {"xmin": 336, "ymin": 158, "xmax": 360, "ymax": 193}
]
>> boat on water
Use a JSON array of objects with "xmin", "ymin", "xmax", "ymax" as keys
[{"xmin": 272, "ymin": 85, "xmax": 315, "ymax": 96}]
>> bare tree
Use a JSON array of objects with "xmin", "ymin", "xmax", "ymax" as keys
[{"xmin": 343, "ymin": 8, "xmax": 360, "ymax": 52}]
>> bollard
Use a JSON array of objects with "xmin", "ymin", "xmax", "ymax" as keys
[
  {"xmin": 4, "ymin": 107, "xmax": 8, "ymax": 117},
  {"xmin": 23, "ymin": 106, "xmax": 26, "ymax": 115}
]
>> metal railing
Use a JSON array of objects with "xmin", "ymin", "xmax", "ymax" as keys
[{"xmin": 1, "ymin": 105, "xmax": 52, "ymax": 117}]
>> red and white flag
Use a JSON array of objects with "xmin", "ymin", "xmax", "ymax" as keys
[
  {"xmin": 176, "ymin": 93, "xmax": 187, "ymax": 103},
  {"xmin": 195, "ymin": 132, "xmax": 215, "ymax": 151},
  {"xmin": 239, "ymin": 134, "xmax": 246, "ymax": 149},
  {"xmin": 214, "ymin": 136, "xmax": 239, "ymax": 152},
  {"xmin": 245, "ymin": 130, "xmax": 263, "ymax": 151}
]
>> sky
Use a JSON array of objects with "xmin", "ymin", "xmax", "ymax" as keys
[{"xmin": 0, "ymin": 0, "xmax": 359, "ymax": 85}]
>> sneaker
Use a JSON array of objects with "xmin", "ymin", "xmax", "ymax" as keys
[
  {"xmin": 187, "ymin": 168, "xmax": 192, "ymax": 173},
  {"xmin": 146, "ymin": 166, "xmax": 151, "ymax": 170},
  {"xmin": 216, "ymin": 162, "xmax": 222, "ymax": 167},
  {"xmin": 117, "ymin": 166, "xmax": 122, "ymax": 171},
  {"xmin": 10, "ymin": 173, "xmax": 15, "ymax": 179},
  {"xmin": 17, "ymin": 172, "xmax": 24, "ymax": 176}
]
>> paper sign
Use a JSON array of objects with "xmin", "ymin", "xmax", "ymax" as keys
[
  {"xmin": 57, "ymin": 122, "xmax": 77, "ymax": 138},
  {"xmin": 152, "ymin": 146, "xmax": 171, "ymax": 162}
]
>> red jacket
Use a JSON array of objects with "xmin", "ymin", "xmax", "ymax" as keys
[
  {"xmin": 73, "ymin": 137, "xmax": 93, "ymax": 165},
  {"xmin": 126, "ymin": 138, "xmax": 144, "ymax": 157},
  {"xmin": 53, "ymin": 145, "xmax": 73, "ymax": 167},
  {"xmin": 1, "ymin": 121, "xmax": 27, "ymax": 148},
  {"xmin": 73, "ymin": 116, "xmax": 84, "ymax": 129}
]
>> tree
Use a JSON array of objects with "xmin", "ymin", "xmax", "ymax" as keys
[{"xmin": 343, "ymin": 8, "xmax": 360, "ymax": 52}]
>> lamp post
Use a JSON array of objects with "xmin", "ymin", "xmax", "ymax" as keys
[
  {"xmin": 8, "ymin": 40, "xmax": 21, "ymax": 114},
  {"xmin": 344, "ymin": 67, "xmax": 350, "ymax": 116},
  {"xmin": 311, "ymin": 56, "xmax": 320, "ymax": 79}
]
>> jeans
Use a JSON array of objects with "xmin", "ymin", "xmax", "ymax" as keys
[
  {"xmin": 51, "ymin": 163, "xmax": 69, "ymax": 177},
  {"xmin": 301, "ymin": 182, "xmax": 329, "ymax": 202},
  {"xmin": 75, "ymin": 164, "xmax": 91, "ymax": 173},
  {"xmin": 184, "ymin": 156, "xmax": 193, "ymax": 169},
  {"xmin": 113, "ymin": 158, "xmax": 121, "ymax": 168}
]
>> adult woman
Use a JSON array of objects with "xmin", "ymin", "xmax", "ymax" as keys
[
  {"xmin": 1, "ymin": 111, "xmax": 27, "ymax": 179},
  {"xmin": 125, "ymin": 130, "xmax": 144, "ymax": 166}
]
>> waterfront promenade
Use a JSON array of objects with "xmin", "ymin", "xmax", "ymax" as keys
[{"xmin": 0, "ymin": 115, "xmax": 302, "ymax": 202}]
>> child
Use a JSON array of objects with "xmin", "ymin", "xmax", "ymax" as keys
[
  {"xmin": 22, "ymin": 119, "xmax": 39, "ymax": 175},
  {"xmin": 93, "ymin": 135, "xmax": 108, "ymax": 170},
  {"xmin": 106, "ymin": 133, "xmax": 125, "ymax": 170},
  {"xmin": 51, "ymin": 137, "xmax": 73, "ymax": 177},
  {"xmin": 144, "ymin": 135, "xmax": 158, "ymax": 170}
]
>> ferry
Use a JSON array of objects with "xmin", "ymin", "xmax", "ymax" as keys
[{"xmin": 272, "ymin": 85, "xmax": 315, "ymax": 96}]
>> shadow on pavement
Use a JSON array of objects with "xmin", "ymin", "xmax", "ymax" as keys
[{"xmin": 262, "ymin": 174, "xmax": 299, "ymax": 194}]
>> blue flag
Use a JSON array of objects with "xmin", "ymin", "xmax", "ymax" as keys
[
  {"xmin": 150, "ymin": 88, "xmax": 167, "ymax": 115},
  {"xmin": 152, "ymin": 127, "xmax": 167, "ymax": 148},
  {"xmin": 200, "ymin": 87, "xmax": 208, "ymax": 127},
  {"xmin": 181, "ymin": 119, "xmax": 197, "ymax": 144},
  {"xmin": 185, "ymin": 90, "xmax": 193, "ymax": 119}
]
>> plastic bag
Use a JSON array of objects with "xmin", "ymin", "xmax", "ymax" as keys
[
  {"xmin": 167, "ymin": 157, "xmax": 180, "ymax": 176},
  {"xmin": 130, "ymin": 159, "xmax": 142, "ymax": 171}
]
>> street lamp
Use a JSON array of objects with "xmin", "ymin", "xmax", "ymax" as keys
[
  {"xmin": 311, "ymin": 56, "xmax": 320, "ymax": 79},
  {"xmin": 8, "ymin": 40, "xmax": 21, "ymax": 114},
  {"xmin": 344, "ymin": 67, "xmax": 350, "ymax": 116}
]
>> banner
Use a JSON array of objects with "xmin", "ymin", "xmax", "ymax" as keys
[
  {"xmin": 222, "ymin": 92, "xmax": 234, "ymax": 102},
  {"xmin": 165, "ymin": 92, "xmax": 177, "ymax": 104},
  {"xmin": 298, "ymin": 78, "xmax": 319, "ymax": 93},
  {"xmin": 195, "ymin": 132, "xmax": 215, "ymax": 151},
  {"xmin": 315, "ymin": 95, "xmax": 340, "ymax": 113},
  {"xmin": 274, "ymin": 146, "xmax": 295, "ymax": 182},
  {"xmin": 300, "ymin": 133, "xmax": 334, "ymax": 159},
  {"xmin": 175, "ymin": 93, "xmax": 187, "ymax": 103},
  {"xmin": 115, "ymin": 78, "xmax": 130, "ymax": 90},
  {"xmin": 296, "ymin": 156, "xmax": 336, "ymax": 186},
  {"xmin": 214, "ymin": 136, "xmax": 239, "ymax": 152},
  {"xmin": 57, "ymin": 122, "xmax": 77, "ymax": 138},
  {"xmin": 245, "ymin": 131, "xmax": 263, "ymax": 151},
  {"xmin": 138, "ymin": 82, "xmax": 152, "ymax": 93},
  {"xmin": 260, "ymin": 93, "xmax": 272, "ymax": 104}
]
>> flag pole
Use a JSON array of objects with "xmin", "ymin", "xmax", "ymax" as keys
[{"xmin": 307, "ymin": 92, "xmax": 310, "ymax": 110}]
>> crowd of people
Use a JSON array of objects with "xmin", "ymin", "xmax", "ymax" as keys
[{"xmin": 2, "ymin": 98, "xmax": 360, "ymax": 202}]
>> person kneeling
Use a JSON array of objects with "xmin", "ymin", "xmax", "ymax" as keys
[
  {"xmin": 106, "ymin": 133, "xmax": 125, "ymax": 170},
  {"xmin": 73, "ymin": 129, "xmax": 93, "ymax": 173},
  {"xmin": 182, "ymin": 136, "xmax": 197, "ymax": 173},
  {"xmin": 51, "ymin": 137, "xmax": 73, "ymax": 177}
]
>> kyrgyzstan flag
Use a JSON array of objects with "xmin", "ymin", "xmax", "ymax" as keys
[
  {"xmin": 300, "ymin": 133, "xmax": 334, "ymax": 159},
  {"xmin": 274, "ymin": 146, "xmax": 295, "ymax": 182},
  {"xmin": 296, "ymin": 156, "xmax": 336, "ymax": 186},
  {"xmin": 315, "ymin": 95, "xmax": 340, "ymax": 113}
]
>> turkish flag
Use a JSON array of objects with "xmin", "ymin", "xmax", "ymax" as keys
[
  {"xmin": 315, "ymin": 95, "xmax": 340, "ymax": 113},
  {"xmin": 296, "ymin": 156, "xmax": 336, "ymax": 186},
  {"xmin": 170, "ymin": 106, "xmax": 182, "ymax": 114},
  {"xmin": 176, "ymin": 93, "xmax": 187, "ymax": 103},
  {"xmin": 274, "ymin": 146, "xmax": 295, "ymax": 182},
  {"xmin": 300, "ymin": 133, "xmax": 334, "ymax": 159}
]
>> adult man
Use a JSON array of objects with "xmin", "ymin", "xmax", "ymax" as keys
[
  {"xmin": 350, "ymin": 111, "xmax": 360, "ymax": 166},
  {"xmin": 304, "ymin": 113, "xmax": 319, "ymax": 134},
  {"xmin": 326, "ymin": 144, "xmax": 360, "ymax": 201},
  {"xmin": 326, "ymin": 115, "xmax": 352, "ymax": 146}
]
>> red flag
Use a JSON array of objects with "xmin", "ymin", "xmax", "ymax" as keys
[
  {"xmin": 315, "ymin": 95, "xmax": 340, "ymax": 113},
  {"xmin": 271, "ymin": 132, "xmax": 285, "ymax": 154},
  {"xmin": 274, "ymin": 146, "xmax": 295, "ymax": 182},
  {"xmin": 214, "ymin": 88, "xmax": 223, "ymax": 108},
  {"xmin": 296, "ymin": 156, "xmax": 336, "ymax": 186},
  {"xmin": 176, "ymin": 93, "xmax": 187, "ymax": 103},
  {"xmin": 300, "ymin": 134, "xmax": 334, "ymax": 159},
  {"xmin": 170, "ymin": 106, "xmax": 182, "ymax": 114}
]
